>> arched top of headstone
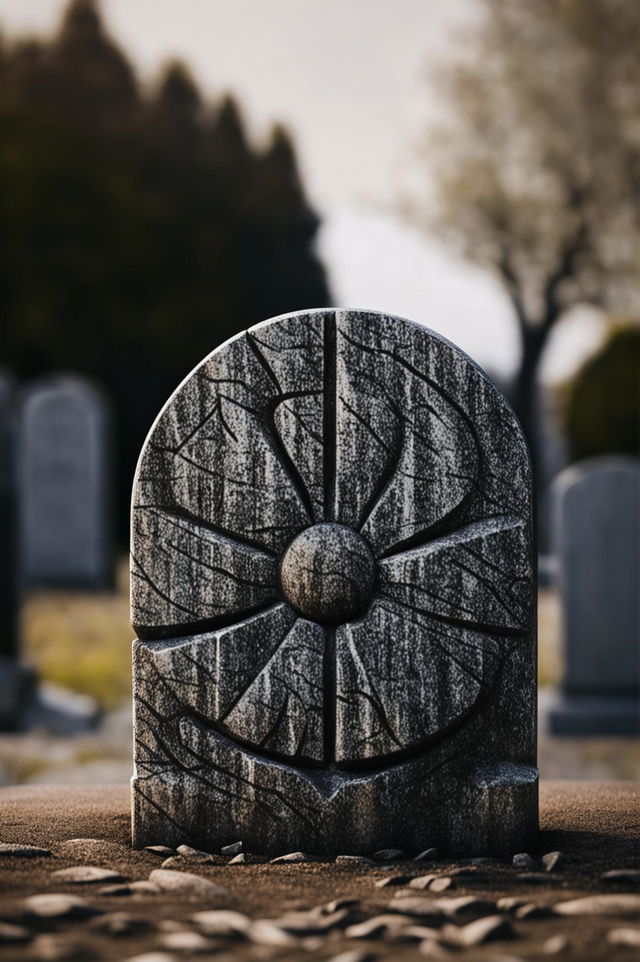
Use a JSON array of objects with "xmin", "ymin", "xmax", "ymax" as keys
[{"xmin": 131, "ymin": 309, "xmax": 532, "ymax": 767}]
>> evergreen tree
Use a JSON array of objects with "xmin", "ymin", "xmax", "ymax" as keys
[{"xmin": 0, "ymin": 0, "xmax": 331, "ymax": 541}]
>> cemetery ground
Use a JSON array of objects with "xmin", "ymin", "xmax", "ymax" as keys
[{"xmin": 0, "ymin": 575, "xmax": 638, "ymax": 962}]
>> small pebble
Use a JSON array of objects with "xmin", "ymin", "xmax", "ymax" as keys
[
  {"xmin": 435, "ymin": 896, "xmax": 497, "ymax": 920},
  {"xmin": 0, "ymin": 922, "xmax": 32, "ymax": 943},
  {"xmin": 376, "ymin": 875, "xmax": 411, "ymax": 888},
  {"xmin": 542, "ymin": 934, "xmax": 570, "ymax": 955},
  {"xmin": 176, "ymin": 843, "xmax": 215, "ymax": 860},
  {"xmin": 336, "ymin": 855, "xmax": 376, "ymax": 866},
  {"xmin": 346, "ymin": 914, "xmax": 414, "ymax": 939},
  {"xmin": 221, "ymin": 841, "xmax": 243, "ymax": 856},
  {"xmin": 97, "ymin": 884, "xmax": 132, "ymax": 896},
  {"xmin": 430, "ymin": 877, "xmax": 454, "ymax": 893},
  {"xmin": 497, "ymin": 896, "xmax": 528, "ymax": 913},
  {"xmin": 270, "ymin": 851, "xmax": 310, "ymax": 864},
  {"xmin": 160, "ymin": 931, "xmax": 219, "ymax": 952},
  {"xmin": 89, "ymin": 912, "xmax": 153, "ymax": 936},
  {"xmin": 409, "ymin": 874, "xmax": 438, "ymax": 890},
  {"xmin": 149, "ymin": 869, "xmax": 228, "ymax": 898},
  {"xmin": 387, "ymin": 898, "xmax": 446, "ymax": 924},
  {"xmin": 373, "ymin": 848, "xmax": 405, "ymax": 860},
  {"xmin": 24, "ymin": 894, "xmax": 101, "ymax": 920},
  {"xmin": 228, "ymin": 852, "xmax": 245, "ymax": 864},
  {"xmin": 129, "ymin": 880, "xmax": 161, "ymax": 894},
  {"xmin": 314, "ymin": 897, "xmax": 360, "ymax": 915},
  {"xmin": 192, "ymin": 909, "xmax": 249, "ymax": 937},
  {"xmin": 601, "ymin": 869, "xmax": 640, "ymax": 885},
  {"xmin": 514, "ymin": 903, "xmax": 555, "ymax": 920},
  {"xmin": 542, "ymin": 851, "xmax": 564, "ymax": 872},
  {"xmin": 555, "ymin": 894, "xmax": 640, "ymax": 916},
  {"xmin": 144, "ymin": 845, "xmax": 174, "ymax": 856},
  {"xmin": 512, "ymin": 852, "xmax": 536, "ymax": 870},
  {"xmin": 0, "ymin": 842, "xmax": 51, "ymax": 858},
  {"xmin": 52, "ymin": 865, "xmax": 126, "ymax": 884},
  {"xmin": 451, "ymin": 914, "xmax": 515, "ymax": 947},
  {"xmin": 414, "ymin": 848, "xmax": 439, "ymax": 861},
  {"xmin": 246, "ymin": 919, "xmax": 300, "ymax": 947},
  {"xmin": 126, "ymin": 955, "xmax": 179, "ymax": 962},
  {"xmin": 607, "ymin": 927, "xmax": 640, "ymax": 948},
  {"xmin": 30, "ymin": 933, "xmax": 87, "ymax": 961}
]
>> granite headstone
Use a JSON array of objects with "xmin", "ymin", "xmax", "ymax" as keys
[
  {"xmin": 549, "ymin": 458, "xmax": 640, "ymax": 736},
  {"xmin": 18, "ymin": 376, "xmax": 112, "ymax": 589},
  {"xmin": 131, "ymin": 309, "xmax": 538, "ymax": 855}
]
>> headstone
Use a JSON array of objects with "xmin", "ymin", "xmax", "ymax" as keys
[
  {"xmin": 18, "ymin": 376, "xmax": 112, "ymax": 589},
  {"xmin": 549, "ymin": 458, "xmax": 640, "ymax": 736},
  {"xmin": 131, "ymin": 309, "xmax": 537, "ymax": 855},
  {"xmin": 0, "ymin": 372, "xmax": 33, "ymax": 728}
]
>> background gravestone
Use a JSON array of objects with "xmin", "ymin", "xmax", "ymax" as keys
[
  {"xmin": 0, "ymin": 372, "xmax": 32, "ymax": 728},
  {"xmin": 549, "ymin": 458, "xmax": 640, "ymax": 736},
  {"xmin": 131, "ymin": 309, "xmax": 537, "ymax": 856},
  {"xmin": 18, "ymin": 376, "xmax": 112, "ymax": 590}
]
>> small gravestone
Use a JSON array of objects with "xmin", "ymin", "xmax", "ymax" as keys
[
  {"xmin": 18, "ymin": 376, "xmax": 112, "ymax": 589},
  {"xmin": 131, "ymin": 310, "xmax": 537, "ymax": 855},
  {"xmin": 549, "ymin": 458, "xmax": 640, "ymax": 736}
]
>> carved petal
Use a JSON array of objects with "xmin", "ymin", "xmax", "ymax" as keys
[
  {"xmin": 378, "ymin": 516, "xmax": 531, "ymax": 633},
  {"xmin": 335, "ymin": 598, "xmax": 502, "ymax": 764},
  {"xmin": 334, "ymin": 312, "xmax": 479, "ymax": 556}
]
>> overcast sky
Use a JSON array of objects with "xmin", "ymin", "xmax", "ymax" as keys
[{"xmin": 0, "ymin": 0, "xmax": 604, "ymax": 381}]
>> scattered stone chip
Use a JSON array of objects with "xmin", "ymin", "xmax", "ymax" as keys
[
  {"xmin": 542, "ymin": 851, "xmax": 564, "ymax": 872},
  {"xmin": 451, "ymin": 914, "xmax": 515, "ymax": 946},
  {"xmin": 387, "ymin": 898, "xmax": 446, "ymax": 924},
  {"xmin": 148, "ymin": 868, "xmax": 228, "ymax": 898},
  {"xmin": 52, "ymin": 865, "xmax": 126, "ymax": 884},
  {"xmin": 542, "ymin": 934, "xmax": 570, "ymax": 955},
  {"xmin": 512, "ymin": 853, "xmax": 537, "ymax": 870},
  {"xmin": 336, "ymin": 855, "xmax": 376, "ymax": 866},
  {"xmin": 414, "ymin": 848, "xmax": 439, "ymax": 861},
  {"xmin": 435, "ymin": 896, "xmax": 497, "ymax": 920},
  {"xmin": 607, "ymin": 927, "xmax": 640, "ymax": 948},
  {"xmin": 346, "ymin": 914, "xmax": 414, "ymax": 939},
  {"xmin": 0, "ymin": 842, "xmax": 51, "ymax": 858},
  {"xmin": 144, "ymin": 845, "xmax": 174, "ymax": 856},
  {"xmin": 497, "ymin": 896, "xmax": 529, "ymax": 913},
  {"xmin": 221, "ymin": 841, "xmax": 242, "ymax": 857},
  {"xmin": 515, "ymin": 903, "xmax": 555, "ymax": 920},
  {"xmin": 25, "ymin": 894, "xmax": 102, "ymax": 920},
  {"xmin": 192, "ymin": 909, "xmax": 249, "ymax": 937},
  {"xmin": 601, "ymin": 869, "xmax": 640, "ymax": 885},
  {"xmin": 554, "ymin": 894, "xmax": 640, "ymax": 917},
  {"xmin": 0, "ymin": 922, "xmax": 32, "ymax": 944},
  {"xmin": 376, "ymin": 875, "xmax": 411, "ymax": 888},
  {"xmin": 373, "ymin": 848, "xmax": 405, "ymax": 860},
  {"xmin": 269, "ymin": 851, "xmax": 310, "ymax": 864},
  {"xmin": 160, "ymin": 931, "xmax": 219, "ymax": 952},
  {"xmin": 228, "ymin": 852, "xmax": 245, "ymax": 864}
]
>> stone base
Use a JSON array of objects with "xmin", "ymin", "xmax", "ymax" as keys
[
  {"xmin": 548, "ymin": 692, "xmax": 640, "ymax": 736},
  {"xmin": 132, "ymin": 739, "xmax": 538, "ymax": 857}
]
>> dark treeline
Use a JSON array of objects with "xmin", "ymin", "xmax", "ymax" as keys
[{"xmin": 0, "ymin": 0, "xmax": 331, "ymax": 541}]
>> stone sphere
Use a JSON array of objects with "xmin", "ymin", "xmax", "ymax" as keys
[{"xmin": 279, "ymin": 523, "xmax": 376, "ymax": 624}]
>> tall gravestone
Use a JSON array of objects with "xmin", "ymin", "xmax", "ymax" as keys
[
  {"xmin": 549, "ymin": 458, "xmax": 640, "ymax": 736},
  {"xmin": 131, "ymin": 310, "xmax": 537, "ymax": 855},
  {"xmin": 18, "ymin": 376, "xmax": 112, "ymax": 590}
]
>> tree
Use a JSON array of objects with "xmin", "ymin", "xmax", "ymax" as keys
[
  {"xmin": 0, "ymin": 0, "xmax": 331, "ymax": 540},
  {"xmin": 418, "ymin": 0, "xmax": 640, "ymax": 474},
  {"xmin": 564, "ymin": 324, "xmax": 640, "ymax": 462}
]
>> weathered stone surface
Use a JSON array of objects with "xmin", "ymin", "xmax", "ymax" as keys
[
  {"xmin": 131, "ymin": 309, "xmax": 537, "ymax": 855},
  {"xmin": 18, "ymin": 376, "xmax": 112, "ymax": 589},
  {"xmin": 549, "ymin": 459, "xmax": 640, "ymax": 735}
]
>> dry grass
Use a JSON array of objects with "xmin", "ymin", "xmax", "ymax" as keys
[{"xmin": 21, "ymin": 559, "xmax": 132, "ymax": 709}]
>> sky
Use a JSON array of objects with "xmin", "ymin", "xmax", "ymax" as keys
[{"xmin": 0, "ymin": 0, "xmax": 605, "ymax": 382}]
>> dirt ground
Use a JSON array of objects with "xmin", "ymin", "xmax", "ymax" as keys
[{"xmin": 0, "ymin": 781, "xmax": 638, "ymax": 962}]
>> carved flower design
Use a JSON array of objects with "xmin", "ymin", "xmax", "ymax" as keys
[{"xmin": 132, "ymin": 310, "xmax": 532, "ymax": 769}]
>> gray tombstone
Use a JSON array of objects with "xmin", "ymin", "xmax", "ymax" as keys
[
  {"xmin": 18, "ymin": 376, "xmax": 112, "ymax": 590},
  {"xmin": 131, "ymin": 310, "xmax": 537, "ymax": 855},
  {"xmin": 549, "ymin": 458, "xmax": 640, "ymax": 736}
]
